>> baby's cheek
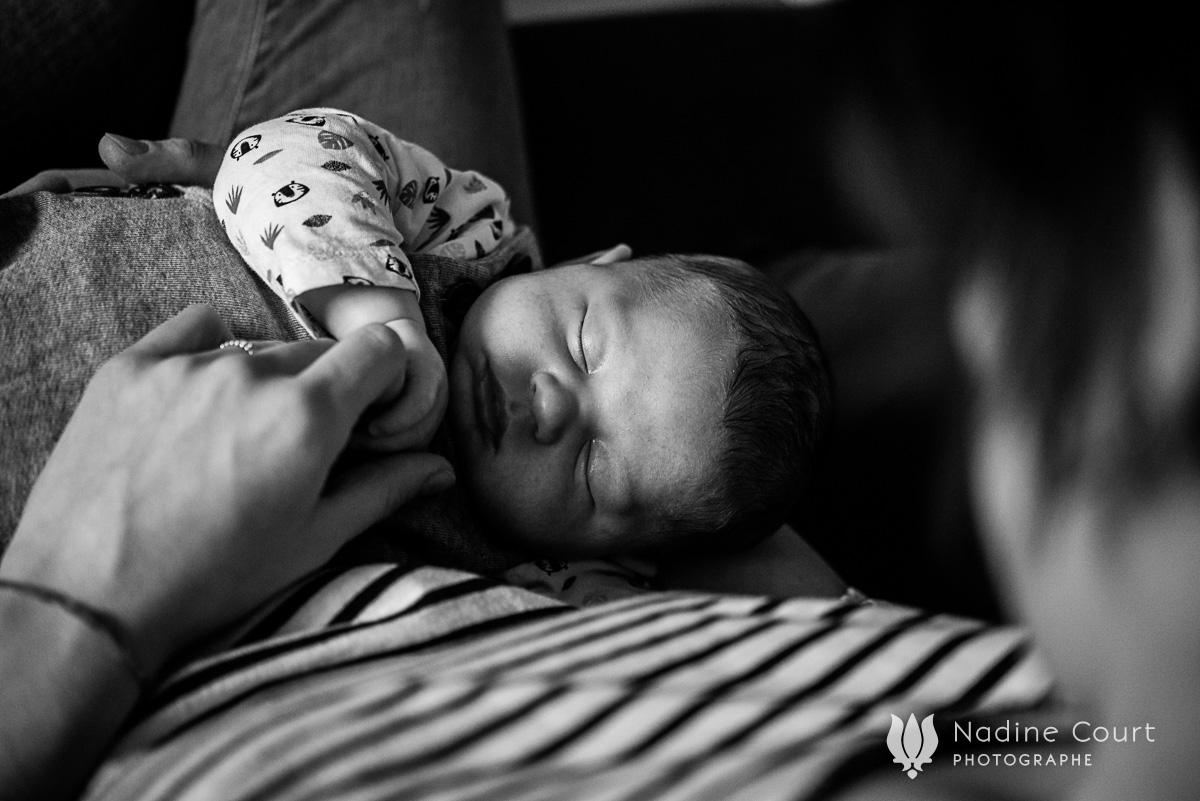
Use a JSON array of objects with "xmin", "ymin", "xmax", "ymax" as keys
[{"xmin": 472, "ymin": 468, "xmax": 566, "ymax": 548}]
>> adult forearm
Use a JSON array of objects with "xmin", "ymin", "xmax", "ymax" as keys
[{"xmin": 0, "ymin": 591, "xmax": 138, "ymax": 800}]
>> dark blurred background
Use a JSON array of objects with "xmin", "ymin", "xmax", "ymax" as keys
[
  {"xmin": 511, "ymin": 8, "xmax": 995, "ymax": 621},
  {"xmin": 0, "ymin": 3, "xmax": 999, "ymax": 620}
]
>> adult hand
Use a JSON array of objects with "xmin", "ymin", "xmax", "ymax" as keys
[
  {"xmin": 0, "ymin": 304, "xmax": 454, "ymax": 675},
  {"xmin": 96, "ymin": 133, "xmax": 224, "ymax": 187},
  {"xmin": 0, "ymin": 134, "xmax": 222, "ymax": 197},
  {"xmin": 0, "ymin": 167, "xmax": 127, "ymax": 197}
]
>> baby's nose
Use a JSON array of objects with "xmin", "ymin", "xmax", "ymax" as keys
[{"xmin": 530, "ymin": 370, "xmax": 579, "ymax": 444}]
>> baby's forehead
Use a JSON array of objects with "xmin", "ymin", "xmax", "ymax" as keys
[
  {"xmin": 517, "ymin": 257, "xmax": 737, "ymax": 397},
  {"xmin": 614, "ymin": 267, "xmax": 736, "ymax": 386}
]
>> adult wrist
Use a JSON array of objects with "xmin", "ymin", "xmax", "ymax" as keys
[
  {"xmin": 0, "ymin": 579, "xmax": 149, "ymax": 692},
  {"xmin": 0, "ymin": 586, "xmax": 142, "ymax": 799},
  {"xmin": 0, "ymin": 516, "xmax": 174, "ymax": 682}
]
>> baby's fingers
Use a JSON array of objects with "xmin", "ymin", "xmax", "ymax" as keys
[
  {"xmin": 358, "ymin": 320, "xmax": 448, "ymax": 451},
  {"xmin": 361, "ymin": 371, "xmax": 448, "ymax": 451}
]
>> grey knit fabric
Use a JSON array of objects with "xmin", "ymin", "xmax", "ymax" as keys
[{"xmin": 0, "ymin": 187, "xmax": 539, "ymax": 572}]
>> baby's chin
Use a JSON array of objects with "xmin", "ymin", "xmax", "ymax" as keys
[{"xmin": 440, "ymin": 409, "xmax": 537, "ymax": 552}]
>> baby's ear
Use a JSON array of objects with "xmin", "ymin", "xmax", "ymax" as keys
[
  {"xmin": 587, "ymin": 244, "xmax": 632, "ymax": 265},
  {"xmin": 550, "ymin": 244, "xmax": 632, "ymax": 269}
]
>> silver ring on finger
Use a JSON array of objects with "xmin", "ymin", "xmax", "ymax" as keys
[{"xmin": 218, "ymin": 338, "xmax": 256, "ymax": 356}]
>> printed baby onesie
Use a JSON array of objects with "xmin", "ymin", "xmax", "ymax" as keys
[
  {"xmin": 502, "ymin": 556, "xmax": 658, "ymax": 607},
  {"xmin": 213, "ymin": 108, "xmax": 514, "ymax": 335}
]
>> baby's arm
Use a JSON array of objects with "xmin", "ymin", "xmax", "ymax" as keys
[{"xmin": 212, "ymin": 108, "xmax": 511, "ymax": 448}]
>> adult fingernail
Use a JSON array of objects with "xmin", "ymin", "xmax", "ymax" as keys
[
  {"xmin": 104, "ymin": 133, "xmax": 149, "ymax": 156},
  {"xmin": 421, "ymin": 469, "xmax": 456, "ymax": 496}
]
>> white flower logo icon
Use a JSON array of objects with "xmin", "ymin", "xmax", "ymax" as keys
[{"xmin": 887, "ymin": 713, "xmax": 938, "ymax": 779}]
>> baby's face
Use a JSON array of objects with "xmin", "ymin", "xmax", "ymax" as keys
[{"xmin": 447, "ymin": 261, "xmax": 733, "ymax": 556}]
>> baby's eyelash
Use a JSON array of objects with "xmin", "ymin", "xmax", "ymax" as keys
[
  {"xmin": 583, "ymin": 439, "xmax": 595, "ymax": 505},
  {"xmin": 577, "ymin": 308, "xmax": 589, "ymax": 372}
]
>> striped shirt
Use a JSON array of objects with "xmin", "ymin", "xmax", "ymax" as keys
[{"xmin": 85, "ymin": 566, "xmax": 1052, "ymax": 801}]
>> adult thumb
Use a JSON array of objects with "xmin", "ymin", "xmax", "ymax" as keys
[
  {"xmin": 318, "ymin": 452, "xmax": 457, "ymax": 540},
  {"xmin": 98, "ymin": 134, "xmax": 224, "ymax": 187}
]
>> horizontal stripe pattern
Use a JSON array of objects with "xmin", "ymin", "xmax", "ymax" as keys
[{"xmin": 86, "ymin": 566, "xmax": 1053, "ymax": 801}]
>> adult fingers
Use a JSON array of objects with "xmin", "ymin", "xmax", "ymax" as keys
[
  {"xmin": 228, "ymin": 338, "xmax": 335, "ymax": 375},
  {"xmin": 1, "ymin": 168, "xmax": 122, "ymax": 198},
  {"xmin": 125, "ymin": 305, "xmax": 233, "ymax": 359},
  {"xmin": 1, "ymin": 172, "xmax": 70, "ymax": 197},
  {"xmin": 99, "ymin": 134, "xmax": 224, "ymax": 187},
  {"xmin": 301, "ymin": 323, "xmax": 408, "ymax": 423},
  {"xmin": 315, "ymin": 451, "xmax": 456, "ymax": 542}
]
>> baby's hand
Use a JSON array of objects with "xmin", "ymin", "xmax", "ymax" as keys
[
  {"xmin": 359, "ymin": 318, "xmax": 448, "ymax": 451},
  {"xmin": 298, "ymin": 285, "xmax": 445, "ymax": 451}
]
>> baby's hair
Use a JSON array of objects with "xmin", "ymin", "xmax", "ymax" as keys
[{"xmin": 623, "ymin": 254, "xmax": 832, "ymax": 554}]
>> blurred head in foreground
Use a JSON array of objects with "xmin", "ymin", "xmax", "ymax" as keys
[{"xmin": 836, "ymin": 0, "xmax": 1200, "ymax": 795}]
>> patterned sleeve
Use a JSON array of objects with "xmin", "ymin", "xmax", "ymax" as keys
[{"xmin": 212, "ymin": 107, "xmax": 514, "ymax": 334}]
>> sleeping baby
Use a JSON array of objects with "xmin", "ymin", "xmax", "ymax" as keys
[{"xmin": 213, "ymin": 108, "xmax": 832, "ymax": 598}]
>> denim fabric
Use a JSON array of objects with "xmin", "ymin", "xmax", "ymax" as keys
[
  {"xmin": 169, "ymin": 0, "xmax": 536, "ymax": 225},
  {"xmin": 0, "ymin": 188, "xmax": 541, "ymax": 572}
]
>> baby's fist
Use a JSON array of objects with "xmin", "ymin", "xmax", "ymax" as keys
[{"xmin": 361, "ymin": 319, "xmax": 447, "ymax": 451}]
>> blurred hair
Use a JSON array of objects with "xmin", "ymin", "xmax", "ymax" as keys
[
  {"xmin": 840, "ymin": 0, "xmax": 1200, "ymax": 512},
  {"xmin": 620, "ymin": 254, "xmax": 833, "ymax": 554}
]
